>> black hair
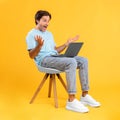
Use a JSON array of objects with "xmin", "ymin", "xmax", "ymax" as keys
[{"xmin": 35, "ymin": 10, "xmax": 51, "ymax": 25}]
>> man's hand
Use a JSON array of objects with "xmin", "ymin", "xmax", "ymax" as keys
[
  {"xmin": 35, "ymin": 35, "xmax": 44, "ymax": 47},
  {"xmin": 29, "ymin": 35, "xmax": 44, "ymax": 59},
  {"xmin": 65, "ymin": 35, "xmax": 80, "ymax": 46}
]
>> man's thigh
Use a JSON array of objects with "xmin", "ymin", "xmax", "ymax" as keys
[{"xmin": 41, "ymin": 56, "xmax": 76, "ymax": 71}]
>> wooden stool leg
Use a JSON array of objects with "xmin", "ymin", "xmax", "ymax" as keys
[
  {"xmin": 29, "ymin": 73, "xmax": 49, "ymax": 104},
  {"xmin": 48, "ymin": 76, "xmax": 52, "ymax": 97},
  {"xmin": 51, "ymin": 74, "xmax": 58, "ymax": 108},
  {"xmin": 56, "ymin": 74, "xmax": 67, "ymax": 92}
]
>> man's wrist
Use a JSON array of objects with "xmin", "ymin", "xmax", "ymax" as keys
[
  {"xmin": 37, "ymin": 44, "xmax": 42, "ymax": 49},
  {"xmin": 64, "ymin": 42, "xmax": 69, "ymax": 47}
]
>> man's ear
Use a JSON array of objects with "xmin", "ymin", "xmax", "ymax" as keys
[{"xmin": 36, "ymin": 20, "xmax": 39, "ymax": 24}]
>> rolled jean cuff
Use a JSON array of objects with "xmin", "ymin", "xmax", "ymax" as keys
[
  {"xmin": 68, "ymin": 90, "xmax": 76, "ymax": 94},
  {"xmin": 82, "ymin": 88, "xmax": 89, "ymax": 91}
]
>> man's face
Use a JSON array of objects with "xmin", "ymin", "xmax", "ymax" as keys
[{"xmin": 37, "ymin": 16, "xmax": 50, "ymax": 32}]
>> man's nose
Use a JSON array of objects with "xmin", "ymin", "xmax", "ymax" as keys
[{"xmin": 46, "ymin": 22, "xmax": 49, "ymax": 25}]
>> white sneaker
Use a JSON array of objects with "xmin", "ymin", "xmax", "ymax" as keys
[
  {"xmin": 80, "ymin": 94, "xmax": 101, "ymax": 107},
  {"xmin": 66, "ymin": 98, "xmax": 89, "ymax": 113}
]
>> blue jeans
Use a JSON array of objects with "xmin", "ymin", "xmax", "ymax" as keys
[{"xmin": 41, "ymin": 56, "xmax": 89, "ymax": 94}]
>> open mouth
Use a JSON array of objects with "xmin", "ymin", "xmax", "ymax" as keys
[{"xmin": 43, "ymin": 25, "xmax": 48, "ymax": 29}]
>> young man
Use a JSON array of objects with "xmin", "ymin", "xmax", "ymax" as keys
[{"xmin": 26, "ymin": 10, "xmax": 100, "ymax": 113}]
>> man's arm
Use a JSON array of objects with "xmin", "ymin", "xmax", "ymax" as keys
[
  {"xmin": 55, "ymin": 43, "xmax": 67, "ymax": 53},
  {"xmin": 55, "ymin": 35, "xmax": 80, "ymax": 53},
  {"xmin": 29, "ymin": 35, "xmax": 44, "ymax": 59}
]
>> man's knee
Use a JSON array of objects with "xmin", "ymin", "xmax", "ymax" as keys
[
  {"xmin": 80, "ymin": 57, "xmax": 88, "ymax": 69},
  {"xmin": 83, "ymin": 58, "xmax": 88, "ymax": 64},
  {"xmin": 67, "ymin": 58, "xmax": 77, "ymax": 68}
]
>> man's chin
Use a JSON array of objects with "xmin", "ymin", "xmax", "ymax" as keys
[{"xmin": 42, "ymin": 28, "xmax": 47, "ymax": 32}]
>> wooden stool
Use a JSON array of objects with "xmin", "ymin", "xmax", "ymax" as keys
[{"xmin": 29, "ymin": 66, "xmax": 67, "ymax": 108}]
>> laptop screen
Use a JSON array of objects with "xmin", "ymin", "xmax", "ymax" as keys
[{"xmin": 64, "ymin": 42, "xmax": 84, "ymax": 57}]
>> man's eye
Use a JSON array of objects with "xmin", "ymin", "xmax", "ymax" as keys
[{"xmin": 43, "ymin": 20, "xmax": 47, "ymax": 22}]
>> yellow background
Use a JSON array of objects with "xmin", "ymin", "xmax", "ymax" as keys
[{"xmin": 0, "ymin": 0, "xmax": 120, "ymax": 120}]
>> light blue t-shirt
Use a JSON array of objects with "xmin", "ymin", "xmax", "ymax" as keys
[{"xmin": 26, "ymin": 29, "xmax": 58, "ymax": 65}]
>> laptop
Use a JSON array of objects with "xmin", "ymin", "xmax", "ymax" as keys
[{"xmin": 52, "ymin": 42, "xmax": 84, "ymax": 57}]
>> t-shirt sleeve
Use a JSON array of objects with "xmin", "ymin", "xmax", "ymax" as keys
[{"xmin": 26, "ymin": 33, "xmax": 36, "ymax": 50}]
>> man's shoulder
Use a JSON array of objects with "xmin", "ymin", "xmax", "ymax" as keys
[
  {"xmin": 26, "ymin": 29, "xmax": 39, "ymax": 39},
  {"xmin": 27, "ymin": 28, "xmax": 36, "ymax": 34},
  {"xmin": 26, "ymin": 29, "xmax": 35, "ymax": 40}
]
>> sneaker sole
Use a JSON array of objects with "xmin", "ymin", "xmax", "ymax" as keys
[
  {"xmin": 66, "ymin": 106, "xmax": 89, "ymax": 113},
  {"xmin": 81, "ymin": 101, "xmax": 101, "ymax": 107}
]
